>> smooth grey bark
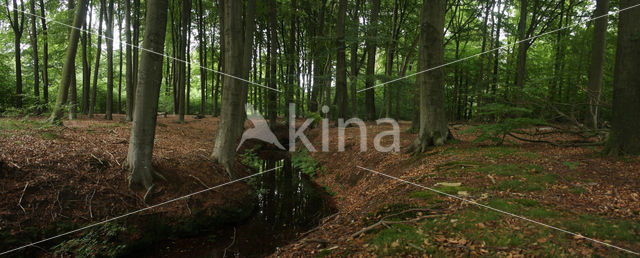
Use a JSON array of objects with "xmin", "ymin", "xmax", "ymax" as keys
[
  {"xmin": 348, "ymin": 0, "xmax": 362, "ymax": 117},
  {"xmin": 48, "ymin": 0, "xmax": 88, "ymax": 123},
  {"xmin": 211, "ymin": 0, "xmax": 246, "ymax": 179},
  {"xmin": 29, "ymin": 0, "xmax": 40, "ymax": 111},
  {"xmin": 364, "ymin": 0, "xmax": 380, "ymax": 121},
  {"xmin": 515, "ymin": 0, "xmax": 528, "ymax": 94},
  {"xmin": 105, "ymin": 0, "xmax": 114, "ymax": 120},
  {"xmin": 125, "ymin": 0, "xmax": 133, "ymax": 121},
  {"xmin": 88, "ymin": 1, "xmax": 104, "ymax": 118},
  {"xmin": 586, "ymin": 0, "xmax": 610, "ymax": 129},
  {"xmin": 68, "ymin": 0, "xmax": 77, "ymax": 120},
  {"xmin": 39, "ymin": 0, "xmax": 49, "ymax": 106},
  {"xmin": 335, "ymin": 0, "xmax": 347, "ymax": 120},
  {"xmin": 4, "ymin": 0, "xmax": 25, "ymax": 109},
  {"xmin": 81, "ymin": 21, "xmax": 90, "ymax": 114},
  {"xmin": 606, "ymin": 0, "xmax": 640, "ymax": 156},
  {"xmin": 126, "ymin": 0, "xmax": 169, "ymax": 193},
  {"xmin": 177, "ymin": 0, "xmax": 191, "ymax": 123},
  {"xmin": 408, "ymin": 0, "xmax": 449, "ymax": 153}
]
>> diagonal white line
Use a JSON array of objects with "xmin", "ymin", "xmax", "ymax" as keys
[
  {"xmin": 0, "ymin": 166, "xmax": 282, "ymax": 256},
  {"xmin": 358, "ymin": 2, "xmax": 640, "ymax": 93},
  {"xmin": 356, "ymin": 165, "xmax": 640, "ymax": 256},
  {"xmin": 0, "ymin": 1, "xmax": 281, "ymax": 93}
]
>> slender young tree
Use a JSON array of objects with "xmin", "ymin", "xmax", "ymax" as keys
[
  {"xmin": 4, "ymin": 0, "xmax": 26, "ymax": 108},
  {"xmin": 125, "ymin": 0, "xmax": 134, "ymax": 121},
  {"xmin": 606, "ymin": 0, "xmax": 640, "ymax": 156},
  {"xmin": 48, "ymin": 0, "xmax": 89, "ymax": 123},
  {"xmin": 39, "ymin": 0, "xmax": 49, "ymax": 106},
  {"xmin": 335, "ymin": 0, "xmax": 348, "ymax": 120},
  {"xmin": 211, "ymin": 0, "xmax": 248, "ymax": 179},
  {"xmin": 68, "ymin": 0, "xmax": 78, "ymax": 120},
  {"xmin": 364, "ymin": 0, "xmax": 381, "ymax": 121},
  {"xmin": 586, "ymin": 0, "xmax": 610, "ymax": 129},
  {"xmin": 105, "ymin": 0, "xmax": 114, "ymax": 120},
  {"xmin": 29, "ymin": 0, "xmax": 40, "ymax": 112},
  {"xmin": 126, "ymin": 0, "xmax": 169, "ymax": 195},
  {"xmin": 89, "ymin": 1, "xmax": 105, "ymax": 118},
  {"xmin": 408, "ymin": 0, "xmax": 449, "ymax": 153},
  {"xmin": 177, "ymin": 0, "xmax": 191, "ymax": 123}
]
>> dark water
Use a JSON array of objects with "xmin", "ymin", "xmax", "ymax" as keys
[
  {"xmin": 149, "ymin": 157, "xmax": 336, "ymax": 258},
  {"xmin": 227, "ymin": 158, "xmax": 335, "ymax": 257}
]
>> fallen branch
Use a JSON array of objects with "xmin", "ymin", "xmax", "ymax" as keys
[
  {"xmin": 188, "ymin": 174, "xmax": 210, "ymax": 188},
  {"xmin": 223, "ymin": 227, "xmax": 236, "ymax": 258},
  {"xmin": 352, "ymin": 214, "xmax": 445, "ymax": 238},
  {"xmin": 508, "ymin": 133, "xmax": 605, "ymax": 147},
  {"xmin": 18, "ymin": 182, "xmax": 29, "ymax": 213}
]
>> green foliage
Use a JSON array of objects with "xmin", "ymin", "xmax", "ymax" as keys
[
  {"xmin": 463, "ymin": 104, "xmax": 546, "ymax": 145},
  {"xmin": 53, "ymin": 223, "xmax": 128, "ymax": 258},
  {"xmin": 240, "ymin": 147, "xmax": 262, "ymax": 170},
  {"xmin": 562, "ymin": 161, "xmax": 579, "ymax": 170},
  {"xmin": 291, "ymin": 149, "xmax": 320, "ymax": 177}
]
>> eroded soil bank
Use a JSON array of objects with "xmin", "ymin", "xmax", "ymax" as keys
[
  {"xmin": 274, "ymin": 122, "xmax": 640, "ymax": 257},
  {"xmin": 0, "ymin": 115, "xmax": 335, "ymax": 257}
]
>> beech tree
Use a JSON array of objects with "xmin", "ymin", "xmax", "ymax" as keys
[
  {"xmin": 28, "ymin": 0, "xmax": 40, "ymax": 112},
  {"xmin": 4, "ymin": 0, "xmax": 26, "ymax": 109},
  {"xmin": 48, "ymin": 0, "xmax": 89, "ymax": 123},
  {"xmin": 408, "ymin": 0, "xmax": 449, "ymax": 153},
  {"xmin": 211, "ymin": 0, "xmax": 251, "ymax": 179},
  {"xmin": 586, "ymin": 0, "xmax": 610, "ymax": 129},
  {"xmin": 126, "ymin": 0, "xmax": 169, "ymax": 194},
  {"xmin": 607, "ymin": 0, "xmax": 640, "ymax": 156}
]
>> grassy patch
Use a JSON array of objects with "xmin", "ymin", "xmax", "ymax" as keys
[
  {"xmin": 562, "ymin": 161, "xmax": 580, "ymax": 170},
  {"xmin": 39, "ymin": 131, "xmax": 58, "ymax": 140}
]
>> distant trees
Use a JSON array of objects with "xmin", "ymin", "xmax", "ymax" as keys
[{"xmin": 28, "ymin": 0, "xmax": 40, "ymax": 112}]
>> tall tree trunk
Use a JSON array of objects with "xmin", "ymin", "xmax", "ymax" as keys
[
  {"xmin": 125, "ymin": 0, "xmax": 134, "ymax": 121},
  {"xmin": 349, "ymin": 0, "xmax": 362, "ymax": 118},
  {"xmin": 408, "ymin": 0, "xmax": 448, "ymax": 153},
  {"xmin": 38, "ymin": 0, "xmax": 49, "ymax": 107},
  {"xmin": 606, "ymin": 0, "xmax": 640, "ymax": 156},
  {"xmin": 384, "ymin": 0, "xmax": 400, "ymax": 118},
  {"xmin": 586, "ymin": 0, "xmax": 610, "ymax": 129},
  {"xmin": 514, "ymin": 0, "xmax": 528, "ymax": 99},
  {"xmin": 178, "ymin": 0, "xmax": 191, "ymax": 123},
  {"xmin": 211, "ymin": 0, "xmax": 247, "ymax": 179},
  {"xmin": 126, "ymin": 0, "xmax": 169, "ymax": 192},
  {"xmin": 89, "ymin": 1, "xmax": 104, "ymax": 118},
  {"xmin": 308, "ymin": 0, "xmax": 328, "ymax": 113},
  {"xmin": 335, "ymin": 0, "xmax": 347, "ymax": 120},
  {"xmin": 81, "ymin": 19, "xmax": 90, "ymax": 114},
  {"xmin": 132, "ymin": 0, "xmax": 140, "ymax": 92},
  {"xmin": 67, "ymin": 0, "xmax": 78, "ymax": 120},
  {"xmin": 5, "ymin": 0, "xmax": 25, "ymax": 109},
  {"xmin": 29, "ymin": 0, "xmax": 40, "ymax": 112},
  {"xmin": 118, "ymin": 6, "xmax": 123, "ymax": 114},
  {"xmin": 105, "ymin": 0, "xmax": 114, "ymax": 120},
  {"xmin": 267, "ymin": 0, "xmax": 277, "ymax": 126},
  {"xmin": 364, "ymin": 0, "xmax": 381, "ymax": 121},
  {"xmin": 47, "ymin": 0, "xmax": 88, "ymax": 123},
  {"xmin": 198, "ymin": 0, "xmax": 206, "ymax": 115},
  {"xmin": 491, "ymin": 0, "xmax": 504, "ymax": 101}
]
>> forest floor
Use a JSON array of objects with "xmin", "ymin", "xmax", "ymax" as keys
[
  {"xmin": 1, "ymin": 115, "xmax": 639, "ymax": 257},
  {"xmin": 275, "ymin": 121, "xmax": 640, "ymax": 257}
]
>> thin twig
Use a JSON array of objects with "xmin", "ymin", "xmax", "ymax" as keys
[
  {"xmin": 223, "ymin": 227, "xmax": 236, "ymax": 258},
  {"xmin": 188, "ymin": 174, "xmax": 210, "ymax": 188},
  {"xmin": 18, "ymin": 182, "xmax": 29, "ymax": 213},
  {"xmin": 352, "ymin": 214, "xmax": 445, "ymax": 238}
]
